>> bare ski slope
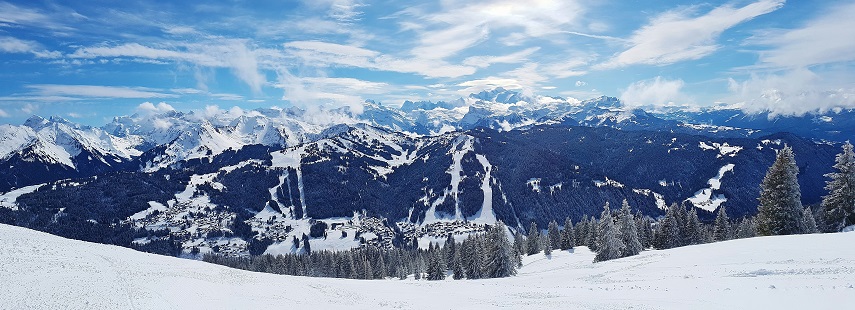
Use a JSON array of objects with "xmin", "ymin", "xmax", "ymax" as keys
[{"xmin": 1, "ymin": 223, "xmax": 853, "ymax": 309}]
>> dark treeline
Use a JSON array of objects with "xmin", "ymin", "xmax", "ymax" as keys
[{"xmin": 203, "ymin": 221, "xmax": 518, "ymax": 280}]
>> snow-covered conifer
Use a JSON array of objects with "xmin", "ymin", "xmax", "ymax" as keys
[
  {"xmin": 821, "ymin": 142, "xmax": 855, "ymax": 232},
  {"xmin": 757, "ymin": 146, "xmax": 804, "ymax": 235},
  {"xmin": 576, "ymin": 215, "xmax": 589, "ymax": 246},
  {"xmin": 654, "ymin": 203, "xmax": 681, "ymax": 249},
  {"xmin": 594, "ymin": 203, "xmax": 624, "ymax": 262},
  {"xmin": 543, "ymin": 236, "xmax": 552, "ymax": 256},
  {"xmin": 713, "ymin": 206, "xmax": 731, "ymax": 242},
  {"xmin": 801, "ymin": 207, "xmax": 819, "ymax": 234},
  {"xmin": 560, "ymin": 217, "xmax": 575, "ymax": 250},
  {"xmin": 618, "ymin": 200, "xmax": 642, "ymax": 257},
  {"xmin": 735, "ymin": 217, "xmax": 757, "ymax": 239},
  {"xmin": 527, "ymin": 222, "xmax": 541, "ymax": 255},
  {"xmin": 684, "ymin": 208, "xmax": 703, "ymax": 245},
  {"xmin": 547, "ymin": 220, "xmax": 561, "ymax": 250},
  {"xmin": 484, "ymin": 221, "xmax": 517, "ymax": 278},
  {"xmin": 587, "ymin": 213, "xmax": 600, "ymax": 251}
]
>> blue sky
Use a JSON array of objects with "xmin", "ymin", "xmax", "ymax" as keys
[{"xmin": 1, "ymin": 0, "xmax": 854, "ymax": 125}]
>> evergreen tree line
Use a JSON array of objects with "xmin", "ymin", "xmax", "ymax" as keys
[
  {"xmin": 757, "ymin": 143, "xmax": 855, "ymax": 235},
  {"xmin": 205, "ymin": 142, "xmax": 855, "ymax": 274},
  {"xmin": 203, "ymin": 221, "xmax": 518, "ymax": 280},
  {"xmin": 584, "ymin": 142, "xmax": 855, "ymax": 261}
]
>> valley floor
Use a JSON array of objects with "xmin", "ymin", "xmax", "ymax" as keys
[{"xmin": 1, "ymin": 224, "xmax": 854, "ymax": 309}]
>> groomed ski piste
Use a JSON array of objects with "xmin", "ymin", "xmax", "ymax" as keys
[{"xmin": 1, "ymin": 224, "xmax": 853, "ymax": 309}]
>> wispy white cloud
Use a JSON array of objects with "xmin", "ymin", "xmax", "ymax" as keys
[
  {"xmin": 69, "ymin": 40, "xmax": 266, "ymax": 93},
  {"xmin": 0, "ymin": 108, "xmax": 9, "ymax": 117},
  {"xmin": 284, "ymin": 40, "xmax": 476, "ymax": 78},
  {"xmin": 725, "ymin": 68, "xmax": 855, "ymax": 116},
  {"xmin": 457, "ymin": 62, "xmax": 548, "ymax": 94},
  {"xmin": 401, "ymin": 0, "xmax": 586, "ymax": 64},
  {"xmin": 723, "ymin": 2, "xmax": 855, "ymax": 115},
  {"xmin": 27, "ymin": 84, "xmax": 178, "ymax": 99},
  {"xmin": 273, "ymin": 71, "xmax": 398, "ymax": 114},
  {"xmin": 540, "ymin": 56, "xmax": 590, "ymax": 79},
  {"xmin": 599, "ymin": 0, "xmax": 784, "ymax": 69},
  {"xmin": 462, "ymin": 47, "xmax": 539, "ymax": 68},
  {"xmin": 0, "ymin": 1, "xmax": 74, "ymax": 31},
  {"xmin": 211, "ymin": 93, "xmax": 244, "ymax": 101},
  {"xmin": 620, "ymin": 77, "xmax": 688, "ymax": 108},
  {"xmin": 748, "ymin": 1, "xmax": 855, "ymax": 69},
  {"xmin": 0, "ymin": 36, "xmax": 39, "ymax": 53},
  {"xmin": 0, "ymin": 36, "xmax": 60, "ymax": 58}
]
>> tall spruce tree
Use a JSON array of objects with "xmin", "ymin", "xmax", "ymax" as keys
[
  {"xmin": 594, "ymin": 203, "xmax": 624, "ymax": 262},
  {"xmin": 527, "ymin": 222, "xmax": 541, "ymax": 255},
  {"xmin": 576, "ymin": 215, "xmax": 589, "ymax": 246},
  {"xmin": 713, "ymin": 206, "xmax": 731, "ymax": 242},
  {"xmin": 444, "ymin": 234, "xmax": 456, "ymax": 269},
  {"xmin": 547, "ymin": 220, "xmax": 562, "ymax": 250},
  {"xmin": 587, "ymin": 213, "xmax": 600, "ymax": 251},
  {"xmin": 735, "ymin": 217, "xmax": 757, "ymax": 239},
  {"xmin": 560, "ymin": 217, "xmax": 575, "ymax": 250},
  {"xmin": 757, "ymin": 146, "xmax": 804, "ymax": 236},
  {"xmin": 654, "ymin": 203, "xmax": 681, "ymax": 249},
  {"xmin": 801, "ymin": 207, "xmax": 819, "ymax": 234},
  {"xmin": 618, "ymin": 200, "xmax": 642, "ymax": 257},
  {"xmin": 543, "ymin": 235, "xmax": 553, "ymax": 256},
  {"xmin": 484, "ymin": 221, "xmax": 517, "ymax": 278},
  {"xmin": 512, "ymin": 231, "xmax": 526, "ymax": 265},
  {"xmin": 452, "ymin": 248, "xmax": 465, "ymax": 280},
  {"xmin": 634, "ymin": 211, "xmax": 651, "ymax": 249},
  {"xmin": 821, "ymin": 142, "xmax": 855, "ymax": 232},
  {"xmin": 684, "ymin": 208, "xmax": 703, "ymax": 245}
]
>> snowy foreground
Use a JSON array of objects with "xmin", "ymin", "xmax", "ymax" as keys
[{"xmin": 1, "ymin": 224, "xmax": 854, "ymax": 309}]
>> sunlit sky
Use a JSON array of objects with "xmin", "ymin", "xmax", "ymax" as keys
[{"xmin": 1, "ymin": 0, "xmax": 854, "ymax": 125}]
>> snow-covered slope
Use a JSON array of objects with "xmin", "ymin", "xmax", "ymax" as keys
[{"xmin": 2, "ymin": 223, "xmax": 853, "ymax": 309}]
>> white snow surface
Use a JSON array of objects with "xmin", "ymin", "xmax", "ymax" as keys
[
  {"xmin": 687, "ymin": 164, "xmax": 735, "ymax": 212},
  {"xmin": 0, "ymin": 184, "xmax": 44, "ymax": 210},
  {"xmin": 2, "ymin": 224, "xmax": 854, "ymax": 309},
  {"xmin": 469, "ymin": 154, "xmax": 496, "ymax": 224},
  {"xmin": 699, "ymin": 141, "xmax": 743, "ymax": 158}
]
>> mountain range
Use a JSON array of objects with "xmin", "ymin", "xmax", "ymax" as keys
[{"xmin": 0, "ymin": 88, "xmax": 850, "ymax": 256}]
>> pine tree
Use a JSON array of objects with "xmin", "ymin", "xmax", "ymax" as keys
[
  {"xmin": 713, "ymin": 206, "xmax": 731, "ymax": 242},
  {"xmin": 821, "ymin": 142, "xmax": 855, "ymax": 232},
  {"xmin": 526, "ymin": 222, "xmax": 541, "ymax": 255},
  {"xmin": 426, "ymin": 244, "xmax": 444, "ymax": 280},
  {"xmin": 684, "ymin": 208, "xmax": 703, "ymax": 245},
  {"xmin": 301, "ymin": 234, "xmax": 312, "ymax": 254},
  {"xmin": 452, "ymin": 248, "xmax": 464, "ymax": 280},
  {"xmin": 654, "ymin": 203, "xmax": 681, "ymax": 249},
  {"xmin": 618, "ymin": 200, "xmax": 642, "ymax": 257},
  {"xmin": 444, "ymin": 234, "xmax": 456, "ymax": 270},
  {"xmin": 735, "ymin": 217, "xmax": 757, "ymax": 239},
  {"xmin": 484, "ymin": 221, "xmax": 517, "ymax": 278},
  {"xmin": 512, "ymin": 231, "xmax": 526, "ymax": 266},
  {"xmin": 543, "ymin": 236, "xmax": 553, "ymax": 257},
  {"xmin": 560, "ymin": 217, "xmax": 575, "ymax": 250},
  {"xmin": 594, "ymin": 203, "xmax": 624, "ymax": 262},
  {"xmin": 757, "ymin": 146, "xmax": 804, "ymax": 236},
  {"xmin": 587, "ymin": 214, "xmax": 600, "ymax": 251},
  {"xmin": 464, "ymin": 238, "xmax": 484, "ymax": 279},
  {"xmin": 547, "ymin": 220, "xmax": 561, "ymax": 250},
  {"xmin": 576, "ymin": 215, "xmax": 589, "ymax": 246},
  {"xmin": 801, "ymin": 207, "xmax": 819, "ymax": 234},
  {"xmin": 676, "ymin": 203, "xmax": 688, "ymax": 246},
  {"xmin": 634, "ymin": 211, "xmax": 650, "ymax": 249}
]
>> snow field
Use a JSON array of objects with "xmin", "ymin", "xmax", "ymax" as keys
[{"xmin": 2, "ymin": 224, "xmax": 854, "ymax": 309}]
